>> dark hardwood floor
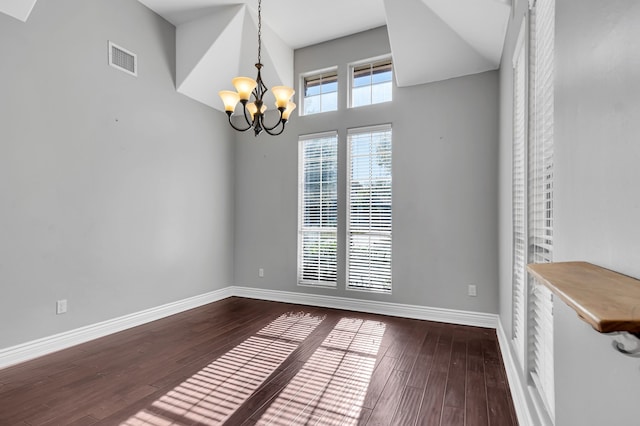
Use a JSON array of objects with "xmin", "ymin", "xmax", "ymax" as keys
[{"xmin": 0, "ymin": 297, "xmax": 517, "ymax": 425}]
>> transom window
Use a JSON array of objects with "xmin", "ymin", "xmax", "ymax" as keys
[
  {"xmin": 350, "ymin": 59, "xmax": 393, "ymax": 108},
  {"xmin": 302, "ymin": 70, "xmax": 338, "ymax": 115}
]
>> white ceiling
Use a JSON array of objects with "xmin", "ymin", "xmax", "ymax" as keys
[
  {"xmin": 137, "ymin": 0, "xmax": 388, "ymax": 50},
  {"xmin": 0, "ymin": 0, "xmax": 511, "ymax": 111},
  {"xmin": 136, "ymin": 0, "xmax": 511, "ymax": 110}
]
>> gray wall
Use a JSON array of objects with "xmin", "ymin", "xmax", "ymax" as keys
[
  {"xmin": 554, "ymin": 0, "xmax": 640, "ymax": 424},
  {"xmin": 0, "ymin": 0, "xmax": 235, "ymax": 349},
  {"xmin": 234, "ymin": 27, "xmax": 500, "ymax": 313},
  {"xmin": 499, "ymin": 0, "xmax": 640, "ymax": 424}
]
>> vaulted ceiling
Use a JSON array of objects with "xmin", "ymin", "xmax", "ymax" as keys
[{"xmin": 2, "ymin": 0, "xmax": 511, "ymax": 112}]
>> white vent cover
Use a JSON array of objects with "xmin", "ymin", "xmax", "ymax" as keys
[{"xmin": 108, "ymin": 41, "xmax": 137, "ymax": 77}]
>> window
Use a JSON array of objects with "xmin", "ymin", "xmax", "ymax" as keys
[
  {"xmin": 298, "ymin": 132, "xmax": 338, "ymax": 287},
  {"xmin": 347, "ymin": 125, "xmax": 392, "ymax": 293},
  {"xmin": 527, "ymin": 0, "xmax": 555, "ymax": 422},
  {"xmin": 512, "ymin": 20, "xmax": 527, "ymax": 366},
  {"xmin": 350, "ymin": 58, "xmax": 392, "ymax": 108},
  {"xmin": 302, "ymin": 70, "xmax": 338, "ymax": 115}
]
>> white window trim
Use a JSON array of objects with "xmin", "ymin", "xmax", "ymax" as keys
[
  {"xmin": 348, "ymin": 54, "xmax": 393, "ymax": 109},
  {"xmin": 512, "ymin": 17, "xmax": 528, "ymax": 368},
  {"xmin": 299, "ymin": 66, "xmax": 339, "ymax": 116},
  {"xmin": 297, "ymin": 131, "xmax": 339, "ymax": 288},
  {"xmin": 526, "ymin": 0, "xmax": 555, "ymax": 423}
]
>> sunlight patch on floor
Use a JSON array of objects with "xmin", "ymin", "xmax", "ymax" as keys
[
  {"xmin": 256, "ymin": 317, "xmax": 385, "ymax": 425},
  {"xmin": 121, "ymin": 312, "xmax": 324, "ymax": 426}
]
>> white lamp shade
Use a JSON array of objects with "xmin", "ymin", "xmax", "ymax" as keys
[
  {"xmin": 271, "ymin": 86, "xmax": 295, "ymax": 109},
  {"xmin": 232, "ymin": 77, "xmax": 257, "ymax": 101},
  {"xmin": 219, "ymin": 90, "xmax": 240, "ymax": 112},
  {"xmin": 282, "ymin": 102, "xmax": 296, "ymax": 120}
]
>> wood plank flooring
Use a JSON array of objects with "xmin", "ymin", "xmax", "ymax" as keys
[{"xmin": 0, "ymin": 297, "xmax": 517, "ymax": 425}]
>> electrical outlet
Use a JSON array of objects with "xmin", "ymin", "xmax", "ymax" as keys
[
  {"xmin": 56, "ymin": 299, "xmax": 68, "ymax": 314},
  {"xmin": 259, "ymin": 268, "xmax": 264, "ymax": 278},
  {"xmin": 468, "ymin": 285, "xmax": 477, "ymax": 297}
]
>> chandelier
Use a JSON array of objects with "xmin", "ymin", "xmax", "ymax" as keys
[{"xmin": 218, "ymin": 0, "xmax": 296, "ymax": 136}]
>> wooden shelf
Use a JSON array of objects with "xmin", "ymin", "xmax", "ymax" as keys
[{"xmin": 527, "ymin": 261, "xmax": 640, "ymax": 334}]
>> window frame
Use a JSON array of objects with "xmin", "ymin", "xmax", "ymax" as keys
[
  {"xmin": 297, "ymin": 131, "xmax": 339, "ymax": 288},
  {"xmin": 346, "ymin": 124, "xmax": 393, "ymax": 294},
  {"xmin": 300, "ymin": 67, "xmax": 339, "ymax": 116},
  {"xmin": 348, "ymin": 55, "xmax": 393, "ymax": 109},
  {"xmin": 512, "ymin": 18, "xmax": 528, "ymax": 368},
  {"xmin": 526, "ymin": 0, "xmax": 555, "ymax": 423}
]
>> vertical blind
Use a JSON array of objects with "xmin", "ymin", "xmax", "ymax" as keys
[
  {"xmin": 347, "ymin": 125, "xmax": 392, "ymax": 292},
  {"xmin": 298, "ymin": 132, "xmax": 338, "ymax": 286},
  {"xmin": 512, "ymin": 21, "xmax": 527, "ymax": 365},
  {"xmin": 528, "ymin": 0, "xmax": 555, "ymax": 421}
]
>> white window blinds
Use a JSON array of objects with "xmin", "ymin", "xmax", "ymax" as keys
[
  {"xmin": 528, "ymin": 0, "xmax": 555, "ymax": 422},
  {"xmin": 298, "ymin": 132, "xmax": 338, "ymax": 286},
  {"xmin": 529, "ymin": 0, "xmax": 554, "ymax": 267},
  {"xmin": 529, "ymin": 279, "xmax": 555, "ymax": 421},
  {"xmin": 347, "ymin": 125, "xmax": 392, "ymax": 293},
  {"xmin": 512, "ymin": 21, "xmax": 527, "ymax": 365}
]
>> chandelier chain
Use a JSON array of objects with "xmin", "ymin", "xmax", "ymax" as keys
[
  {"xmin": 219, "ymin": 0, "xmax": 295, "ymax": 136},
  {"xmin": 257, "ymin": 0, "xmax": 262, "ymax": 64}
]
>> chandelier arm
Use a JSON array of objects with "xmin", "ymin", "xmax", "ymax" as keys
[
  {"xmin": 226, "ymin": 112, "xmax": 253, "ymax": 132},
  {"xmin": 261, "ymin": 117, "xmax": 286, "ymax": 136},
  {"xmin": 262, "ymin": 109, "xmax": 286, "ymax": 132},
  {"xmin": 262, "ymin": 123, "xmax": 286, "ymax": 136}
]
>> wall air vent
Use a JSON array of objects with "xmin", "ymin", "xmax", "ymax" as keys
[{"xmin": 108, "ymin": 41, "xmax": 137, "ymax": 77}]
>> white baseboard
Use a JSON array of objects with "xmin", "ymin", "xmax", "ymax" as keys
[
  {"xmin": 232, "ymin": 286, "xmax": 498, "ymax": 329},
  {"xmin": 496, "ymin": 319, "xmax": 534, "ymax": 426},
  {"xmin": 0, "ymin": 284, "xmax": 537, "ymax": 426},
  {"xmin": 1, "ymin": 285, "xmax": 498, "ymax": 372},
  {"xmin": 0, "ymin": 287, "xmax": 234, "ymax": 369}
]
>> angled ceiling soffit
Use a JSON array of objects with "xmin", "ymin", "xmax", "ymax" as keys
[
  {"xmin": 384, "ymin": 0, "xmax": 510, "ymax": 87},
  {"xmin": 176, "ymin": 5, "xmax": 293, "ymax": 112},
  {"xmin": 0, "ymin": 0, "xmax": 39, "ymax": 22},
  {"xmin": 423, "ymin": 0, "xmax": 510, "ymax": 65}
]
